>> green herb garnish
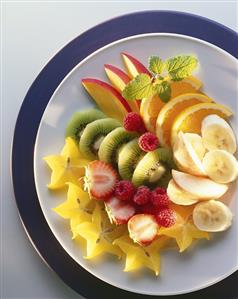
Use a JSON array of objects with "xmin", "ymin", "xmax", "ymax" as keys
[{"xmin": 122, "ymin": 55, "xmax": 198, "ymax": 103}]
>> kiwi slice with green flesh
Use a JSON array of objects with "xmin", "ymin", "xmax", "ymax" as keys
[
  {"xmin": 132, "ymin": 148, "xmax": 175, "ymax": 187},
  {"xmin": 79, "ymin": 118, "xmax": 121, "ymax": 160},
  {"xmin": 98, "ymin": 127, "xmax": 138, "ymax": 166},
  {"xmin": 118, "ymin": 138, "xmax": 145, "ymax": 180},
  {"xmin": 65, "ymin": 109, "xmax": 105, "ymax": 143}
]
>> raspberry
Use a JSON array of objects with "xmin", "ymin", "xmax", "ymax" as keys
[
  {"xmin": 151, "ymin": 187, "xmax": 170, "ymax": 208},
  {"xmin": 137, "ymin": 202, "xmax": 156, "ymax": 215},
  {"xmin": 133, "ymin": 186, "xmax": 151, "ymax": 205},
  {"xmin": 124, "ymin": 112, "xmax": 146, "ymax": 133},
  {"xmin": 114, "ymin": 180, "xmax": 135, "ymax": 201},
  {"xmin": 138, "ymin": 132, "xmax": 159, "ymax": 152},
  {"xmin": 155, "ymin": 208, "xmax": 176, "ymax": 227}
]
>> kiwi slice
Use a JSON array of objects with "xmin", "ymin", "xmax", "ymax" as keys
[
  {"xmin": 98, "ymin": 127, "xmax": 137, "ymax": 165},
  {"xmin": 79, "ymin": 118, "xmax": 121, "ymax": 159},
  {"xmin": 65, "ymin": 109, "xmax": 105, "ymax": 143},
  {"xmin": 118, "ymin": 138, "xmax": 145, "ymax": 180},
  {"xmin": 132, "ymin": 148, "xmax": 175, "ymax": 187}
]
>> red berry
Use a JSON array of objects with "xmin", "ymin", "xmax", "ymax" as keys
[
  {"xmin": 133, "ymin": 186, "xmax": 151, "ymax": 205},
  {"xmin": 138, "ymin": 132, "xmax": 159, "ymax": 152},
  {"xmin": 105, "ymin": 196, "xmax": 136, "ymax": 225},
  {"xmin": 114, "ymin": 180, "xmax": 135, "ymax": 201},
  {"xmin": 151, "ymin": 187, "xmax": 170, "ymax": 208},
  {"xmin": 124, "ymin": 112, "xmax": 146, "ymax": 133},
  {"xmin": 137, "ymin": 202, "xmax": 155, "ymax": 215},
  {"xmin": 85, "ymin": 160, "xmax": 118, "ymax": 200},
  {"xmin": 155, "ymin": 208, "xmax": 176, "ymax": 227}
]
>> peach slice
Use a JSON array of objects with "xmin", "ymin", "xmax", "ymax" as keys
[
  {"xmin": 104, "ymin": 64, "xmax": 130, "ymax": 91},
  {"xmin": 104, "ymin": 64, "xmax": 139, "ymax": 113},
  {"xmin": 82, "ymin": 78, "xmax": 131, "ymax": 123},
  {"xmin": 121, "ymin": 52, "xmax": 151, "ymax": 79}
]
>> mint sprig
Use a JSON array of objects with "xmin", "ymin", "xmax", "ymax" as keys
[
  {"xmin": 122, "ymin": 74, "xmax": 156, "ymax": 100},
  {"xmin": 123, "ymin": 54, "xmax": 198, "ymax": 102},
  {"xmin": 166, "ymin": 55, "xmax": 198, "ymax": 81},
  {"xmin": 157, "ymin": 81, "xmax": 171, "ymax": 103},
  {"xmin": 148, "ymin": 56, "xmax": 164, "ymax": 75}
]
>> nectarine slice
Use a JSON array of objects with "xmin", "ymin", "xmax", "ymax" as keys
[
  {"xmin": 104, "ymin": 64, "xmax": 139, "ymax": 113},
  {"xmin": 82, "ymin": 78, "xmax": 131, "ymax": 123}
]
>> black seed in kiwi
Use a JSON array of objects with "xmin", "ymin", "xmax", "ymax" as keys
[
  {"xmin": 132, "ymin": 148, "xmax": 175, "ymax": 187},
  {"xmin": 98, "ymin": 127, "xmax": 138, "ymax": 166},
  {"xmin": 65, "ymin": 109, "xmax": 105, "ymax": 143},
  {"xmin": 118, "ymin": 138, "xmax": 145, "ymax": 180},
  {"xmin": 79, "ymin": 118, "xmax": 121, "ymax": 160}
]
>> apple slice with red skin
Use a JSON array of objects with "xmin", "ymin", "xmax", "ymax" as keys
[
  {"xmin": 104, "ymin": 64, "xmax": 130, "ymax": 89},
  {"xmin": 82, "ymin": 78, "xmax": 131, "ymax": 123},
  {"xmin": 121, "ymin": 52, "xmax": 151, "ymax": 79},
  {"xmin": 128, "ymin": 214, "xmax": 159, "ymax": 246},
  {"xmin": 121, "ymin": 53, "xmax": 151, "ymax": 108},
  {"xmin": 105, "ymin": 196, "xmax": 136, "ymax": 225},
  {"xmin": 104, "ymin": 64, "xmax": 140, "ymax": 112}
]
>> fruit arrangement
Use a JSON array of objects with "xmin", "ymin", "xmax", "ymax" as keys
[{"xmin": 44, "ymin": 52, "xmax": 237, "ymax": 276}]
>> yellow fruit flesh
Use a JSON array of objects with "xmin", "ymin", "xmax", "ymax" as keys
[
  {"xmin": 140, "ymin": 95, "xmax": 165, "ymax": 132},
  {"xmin": 114, "ymin": 235, "xmax": 169, "ymax": 275},
  {"xmin": 159, "ymin": 204, "xmax": 209, "ymax": 252},
  {"xmin": 170, "ymin": 79, "xmax": 201, "ymax": 98},
  {"xmin": 171, "ymin": 103, "xmax": 233, "ymax": 144},
  {"xmin": 82, "ymin": 81, "xmax": 128, "ymax": 123},
  {"xmin": 122, "ymin": 55, "xmax": 138, "ymax": 78},
  {"xmin": 105, "ymin": 68, "xmax": 126, "ymax": 92},
  {"xmin": 141, "ymin": 78, "xmax": 202, "ymax": 133},
  {"xmin": 156, "ymin": 94, "xmax": 212, "ymax": 146},
  {"xmin": 44, "ymin": 137, "xmax": 90, "ymax": 189},
  {"xmin": 105, "ymin": 69, "xmax": 139, "ymax": 113}
]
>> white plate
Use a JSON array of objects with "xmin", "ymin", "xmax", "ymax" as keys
[{"xmin": 34, "ymin": 33, "xmax": 238, "ymax": 296}]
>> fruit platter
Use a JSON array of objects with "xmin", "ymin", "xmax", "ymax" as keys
[{"xmin": 43, "ymin": 50, "xmax": 237, "ymax": 277}]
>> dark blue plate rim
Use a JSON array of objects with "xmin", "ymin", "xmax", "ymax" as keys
[{"xmin": 11, "ymin": 10, "xmax": 238, "ymax": 298}]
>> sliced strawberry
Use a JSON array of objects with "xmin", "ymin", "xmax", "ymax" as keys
[
  {"xmin": 105, "ymin": 196, "xmax": 136, "ymax": 225},
  {"xmin": 128, "ymin": 214, "xmax": 159, "ymax": 246},
  {"xmin": 85, "ymin": 160, "xmax": 118, "ymax": 200}
]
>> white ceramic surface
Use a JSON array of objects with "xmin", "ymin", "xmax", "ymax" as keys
[{"xmin": 34, "ymin": 33, "xmax": 238, "ymax": 296}]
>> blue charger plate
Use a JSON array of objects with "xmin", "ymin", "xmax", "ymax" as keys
[{"xmin": 12, "ymin": 11, "xmax": 238, "ymax": 298}]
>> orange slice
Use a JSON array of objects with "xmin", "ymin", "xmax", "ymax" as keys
[
  {"xmin": 140, "ymin": 76, "xmax": 202, "ymax": 133},
  {"xmin": 140, "ymin": 95, "xmax": 165, "ymax": 132},
  {"xmin": 156, "ymin": 94, "xmax": 212, "ymax": 147},
  {"xmin": 171, "ymin": 102, "xmax": 233, "ymax": 145}
]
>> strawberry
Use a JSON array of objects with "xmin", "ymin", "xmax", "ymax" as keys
[
  {"xmin": 85, "ymin": 160, "xmax": 118, "ymax": 200},
  {"xmin": 128, "ymin": 214, "xmax": 159, "ymax": 246},
  {"xmin": 105, "ymin": 196, "xmax": 136, "ymax": 225}
]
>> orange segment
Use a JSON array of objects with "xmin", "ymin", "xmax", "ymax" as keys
[
  {"xmin": 170, "ymin": 76, "xmax": 202, "ymax": 98},
  {"xmin": 140, "ymin": 95, "xmax": 165, "ymax": 132},
  {"xmin": 171, "ymin": 102, "xmax": 233, "ymax": 145},
  {"xmin": 140, "ymin": 76, "xmax": 202, "ymax": 133},
  {"xmin": 156, "ymin": 94, "xmax": 212, "ymax": 147}
]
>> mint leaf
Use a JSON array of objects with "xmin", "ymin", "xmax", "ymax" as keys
[
  {"xmin": 148, "ymin": 56, "xmax": 164, "ymax": 75},
  {"xmin": 166, "ymin": 55, "xmax": 198, "ymax": 81},
  {"xmin": 157, "ymin": 81, "xmax": 171, "ymax": 103},
  {"xmin": 122, "ymin": 74, "xmax": 155, "ymax": 100}
]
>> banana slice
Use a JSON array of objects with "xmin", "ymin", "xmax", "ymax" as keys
[
  {"xmin": 173, "ymin": 131, "xmax": 206, "ymax": 176},
  {"xmin": 193, "ymin": 200, "xmax": 233, "ymax": 232},
  {"xmin": 201, "ymin": 114, "xmax": 237, "ymax": 154},
  {"xmin": 167, "ymin": 179, "xmax": 198, "ymax": 206},
  {"xmin": 202, "ymin": 150, "xmax": 238, "ymax": 183},
  {"xmin": 184, "ymin": 133, "xmax": 206, "ymax": 160}
]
